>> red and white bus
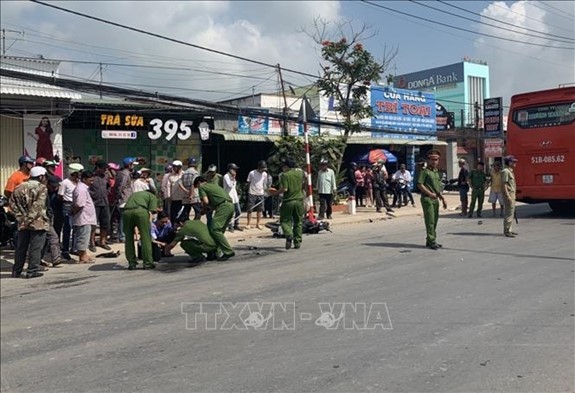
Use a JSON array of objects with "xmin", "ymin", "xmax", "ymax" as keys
[{"xmin": 507, "ymin": 86, "xmax": 575, "ymax": 214}]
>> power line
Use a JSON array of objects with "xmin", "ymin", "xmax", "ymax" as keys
[
  {"xmin": 29, "ymin": 0, "xmax": 320, "ymax": 80},
  {"xmin": 360, "ymin": 0, "xmax": 575, "ymax": 50},
  {"xmin": 530, "ymin": 1, "xmax": 575, "ymax": 22},
  {"xmin": 488, "ymin": 2, "xmax": 574, "ymax": 35},
  {"xmin": 434, "ymin": 0, "xmax": 575, "ymax": 42}
]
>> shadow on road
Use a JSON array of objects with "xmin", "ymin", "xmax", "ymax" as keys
[
  {"xmin": 447, "ymin": 232, "xmax": 501, "ymax": 237},
  {"xmin": 442, "ymin": 247, "xmax": 575, "ymax": 262},
  {"xmin": 363, "ymin": 242, "xmax": 428, "ymax": 250}
]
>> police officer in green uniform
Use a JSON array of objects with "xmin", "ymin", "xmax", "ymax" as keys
[
  {"xmin": 417, "ymin": 150, "xmax": 447, "ymax": 250},
  {"xmin": 163, "ymin": 220, "xmax": 218, "ymax": 264},
  {"xmin": 468, "ymin": 161, "xmax": 488, "ymax": 218},
  {"xmin": 501, "ymin": 155, "xmax": 518, "ymax": 237},
  {"xmin": 194, "ymin": 176, "xmax": 235, "ymax": 261},
  {"xmin": 272, "ymin": 157, "xmax": 305, "ymax": 250},
  {"xmin": 123, "ymin": 190, "xmax": 158, "ymax": 270}
]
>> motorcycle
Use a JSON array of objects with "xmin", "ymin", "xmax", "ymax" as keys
[
  {"xmin": 265, "ymin": 216, "xmax": 331, "ymax": 238},
  {"xmin": 0, "ymin": 196, "xmax": 17, "ymax": 248},
  {"xmin": 441, "ymin": 173, "xmax": 459, "ymax": 192}
]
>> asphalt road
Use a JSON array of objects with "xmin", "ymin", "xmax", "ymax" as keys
[{"xmin": 1, "ymin": 204, "xmax": 574, "ymax": 393}]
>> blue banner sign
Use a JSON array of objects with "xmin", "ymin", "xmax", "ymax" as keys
[
  {"xmin": 238, "ymin": 111, "xmax": 269, "ymax": 134},
  {"xmin": 371, "ymin": 87, "xmax": 436, "ymax": 138}
]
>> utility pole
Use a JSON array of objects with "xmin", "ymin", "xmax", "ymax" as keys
[
  {"xmin": 99, "ymin": 63, "xmax": 103, "ymax": 99},
  {"xmin": 277, "ymin": 64, "xmax": 289, "ymax": 137}
]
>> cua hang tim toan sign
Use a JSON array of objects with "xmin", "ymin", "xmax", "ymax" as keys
[{"xmin": 371, "ymin": 87, "xmax": 437, "ymax": 139}]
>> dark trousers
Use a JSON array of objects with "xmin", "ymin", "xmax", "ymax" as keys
[
  {"xmin": 264, "ymin": 196, "xmax": 274, "ymax": 218},
  {"xmin": 61, "ymin": 203, "xmax": 74, "ymax": 252},
  {"xmin": 392, "ymin": 187, "xmax": 415, "ymax": 207},
  {"xmin": 170, "ymin": 200, "xmax": 183, "ymax": 225},
  {"xmin": 374, "ymin": 188, "xmax": 392, "ymax": 211},
  {"xmin": 138, "ymin": 232, "xmax": 176, "ymax": 262},
  {"xmin": 42, "ymin": 225, "xmax": 61, "ymax": 262},
  {"xmin": 176, "ymin": 202, "xmax": 201, "ymax": 223},
  {"xmin": 318, "ymin": 194, "xmax": 333, "ymax": 219},
  {"xmin": 14, "ymin": 229, "xmax": 46, "ymax": 275}
]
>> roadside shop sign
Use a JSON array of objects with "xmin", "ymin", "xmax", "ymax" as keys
[{"xmin": 101, "ymin": 130, "xmax": 137, "ymax": 139}]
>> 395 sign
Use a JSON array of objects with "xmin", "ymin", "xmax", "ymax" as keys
[{"xmin": 148, "ymin": 118, "xmax": 194, "ymax": 141}]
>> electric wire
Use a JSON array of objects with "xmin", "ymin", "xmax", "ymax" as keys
[
  {"xmin": 530, "ymin": 1, "xmax": 575, "ymax": 22},
  {"xmin": 436, "ymin": 0, "xmax": 575, "ymax": 42},
  {"xmin": 360, "ymin": 0, "xmax": 575, "ymax": 50}
]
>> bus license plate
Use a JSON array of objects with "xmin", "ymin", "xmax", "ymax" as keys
[{"xmin": 542, "ymin": 175, "xmax": 553, "ymax": 184}]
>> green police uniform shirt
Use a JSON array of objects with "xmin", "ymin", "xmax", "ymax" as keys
[
  {"xmin": 124, "ymin": 190, "xmax": 158, "ymax": 212},
  {"xmin": 198, "ymin": 183, "xmax": 232, "ymax": 209},
  {"xmin": 280, "ymin": 169, "xmax": 304, "ymax": 202},
  {"xmin": 469, "ymin": 170, "xmax": 487, "ymax": 189},
  {"xmin": 501, "ymin": 167, "xmax": 516, "ymax": 194},
  {"xmin": 173, "ymin": 220, "xmax": 217, "ymax": 248},
  {"xmin": 417, "ymin": 167, "xmax": 442, "ymax": 196}
]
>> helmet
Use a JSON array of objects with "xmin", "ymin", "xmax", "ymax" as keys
[
  {"xmin": 18, "ymin": 156, "xmax": 35, "ymax": 166},
  {"xmin": 30, "ymin": 166, "xmax": 47, "ymax": 178},
  {"xmin": 43, "ymin": 160, "xmax": 57, "ymax": 167},
  {"xmin": 68, "ymin": 163, "xmax": 84, "ymax": 174},
  {"xmin": 35, "ymin": 157, "xmax": 47, "ymax": 166},
  {"xmin": 320, "ymin": 158, "xmax": 328, "ymax": 165},
  {"xmin": 172, "ymin": 160, "xmax": 183, "ymax": 167},
  {"xmin": 258, "ymin": 160, "xmax": 268, "ymax": 169},
  {"xmin": 122, "ymin": 157, "xmax": 136, "ymax": 167},
  {"xmin": 188, "ymin": 157, "xmax": 197, "ymax": 166},
  {"xmin": 108, "ymin": 162, "xmax": 120, "ymax": 171},
  {"xmin": 227, "ymin": 163, "xmax": 239, "ymax": 171},
  {"xmin": 207, "ymin": 164, "xmax": 217, "ymax": 172}
]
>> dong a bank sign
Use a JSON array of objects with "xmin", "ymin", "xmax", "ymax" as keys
[
  {"xmin": 371, "ymin": 87, "xmax": 436, "ymax": 137},
  {"xmin": 393, "ymin": 63, "xmax": 464, "ymax": 90}
]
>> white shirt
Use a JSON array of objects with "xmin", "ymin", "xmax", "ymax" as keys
[
  {"xmin": 247, "ymin": 170, "xmax": 268, "ymax": 196},
  {"xmin": 132, "ymin": 178, "xmax": 155, "ymax": 193},
  {"xmin": 223, "ymin": 172, "xmax": 239, "ymax": 204},
  {"xmin": 393, "ymin": 170, "xmax": 412, "ymax": 183},
  {"xmin": 58, "ymin": 178, "xmax": 77, "ymax": 203}
]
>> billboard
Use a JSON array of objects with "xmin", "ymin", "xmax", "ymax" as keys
[
  {"xmin": 483, "ymin": 97, "xmax": 503, "ymax": 137},
  {"xmin": 393, "ymin": 63, "xmax": 464, "ymax": 90},
  {"xmin": 436, "ymin": 102, "xmax": 455, "ymax": 131},
  {"xmin": 371, "ymin": 87, "xmax": 436, "ymax": 139},
  {"xmin": 484, "ymin": 138, "xmax": 504, "ymax": 158},
  {"xmin": 238, "ymin": 111, "xmax": 269, "ymax": 134}
]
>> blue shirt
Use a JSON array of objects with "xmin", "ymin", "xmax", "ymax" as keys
[{"xmin": 152, "ymin": 220, "xmax": 173, "ymax": 240}]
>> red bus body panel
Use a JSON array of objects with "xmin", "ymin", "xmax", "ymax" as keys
[{"xmin": 507, "ymin": 87, "xmax": 575, "ymax": 204}]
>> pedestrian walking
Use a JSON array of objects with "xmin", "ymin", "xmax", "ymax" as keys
[
  {"xmin": 89, "ymin": 160, "xmax": 112, "ymax": 251},
  {"xmin": 123, "ymin": 190, "xmax": 158, "ymax": 270},
  {"xmin": 273, "ymin": 157, "xmax": 305, "ymax": 250},
  {"xmin": 58, "ymin": 163, "xmax": 83, "ymax": 259},
  {"xmin": 9, "ymin": 166, "xmax": 50, "ymax": 278},
  {"xmin": 194, "ymin": 176, "xmax": 235, "ymax": 261},
  {"xmin": 468, "ymin": 161, "xmax": 488, "ymax": 218},
  {"xmin": 457, "ymin": 158, "xmax": 470, "ymax": 216},
  {"xmin": 246, "ymin": 160, "xmax": 269, "ymax": 230},
  {"xmin": 372, "ymin": 163, "xmax": 394, "ymax": 213},
  {"xmin": 71, "ymin": 171, "xmax": 97, "ymax": 263},
  {"xmin": 502, "ymin": 155, "xmax": 519, "ymax": 237},
  {"xmin": 178, "ymin": 157, "xmax": 200, "ymax": 222},
  {"xmin": 488, "ymin": 161, "xmax": 504, "ymax": 217},
  {"xmin": 317, "ymin": 158, "xmax": 336, "ymax": 220},
  {"xmin": 223, "ymin": 163, "xmax": 243, "ymax": 232},
  {"xmin": 417, "ymin": 150, "xmax": 447, "ymax": 250}
]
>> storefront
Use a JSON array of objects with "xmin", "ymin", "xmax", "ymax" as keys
[{"xmin": 63, "ymin": 102, "xmax": 214, "ymax": 182}]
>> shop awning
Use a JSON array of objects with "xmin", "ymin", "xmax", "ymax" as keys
[{"xmin": 211, "ymin": 130, "xmax": 281, "ymax": 142}]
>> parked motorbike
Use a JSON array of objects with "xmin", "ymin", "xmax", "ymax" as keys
[
  {"xmin": 265, "ymin": 216, "xmax": 331, "ymax": 238},
  {"xmin": 0, "ymin": 196, "xmax": 17, "ymax": 248},
  {"xmin": 441, "ymin": 174, "xmax": 459, "ymax": 192}
]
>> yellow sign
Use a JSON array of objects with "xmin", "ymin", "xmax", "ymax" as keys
[{"xmin": 100, "ymin": 114, "xmax": 144, "ymax": 128}]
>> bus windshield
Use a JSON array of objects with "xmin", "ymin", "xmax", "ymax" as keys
[{"xmin": 512, "ymin": 102, "xmax": 575, "ymax": 129}]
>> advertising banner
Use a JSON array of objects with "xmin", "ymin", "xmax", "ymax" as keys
[
  {"xmin": 436, "ymin": 102, "xmax": 455, "ymax": 131},
  {"xmin": 238, "ymin": 111, "xmax": 269, "ymax": 134},
  {"xmin": 483, "ymin": 97, "xmax": 503, "ymax": 137},
  {"xmin": 371, "ymin": 87, "xmax": 436, "ymax": 139},
  {"xmin": 484, "ymin": 138, "xmax": 504, "ymax": 158},
  {"xmin": 24, "ymin": 115, "xmax": 64, "ymax": 178},
  {"xmin": 393, "ymin": 63, "xmax": 464, "ymax": 90}
]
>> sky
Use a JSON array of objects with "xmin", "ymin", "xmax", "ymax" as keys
[{"xmin": 1, "ymin": 0, "xmax": 574, "ymax": 108}]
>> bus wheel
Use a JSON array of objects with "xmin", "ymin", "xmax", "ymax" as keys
[{"xmin": 549, "ymin": 201, "xmax": 575, "ymax": 216}]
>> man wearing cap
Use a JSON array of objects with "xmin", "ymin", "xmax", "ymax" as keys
[
  {"xmin": 468, "ymin": 161, "xmax": 488, "ymax": 218},
  {"xmin": 39, "ymin": 160, "xmax": 63, "ymax": 267},
  {"xmin": 177, "ymin": 157, "xmax": 199, "ymax": 223},
  {"xmin": 113, "ymin": 157, "xmax": 137, "ymax": 242},
  {"xmin": 132, "ymin": 168, "xmax": 156, "ymax": 193},
  {"xmin": 457, "ymin": 158, "xmax": 470, "ymax": 216},
  {"xmin": 417, "ymin": 150, "xmax": 447, "ymax": 250},
  {"xmin": 123, "ymin": 190, "xmax": 158, "ymax": 270},
  {"xmin": 246, "ymin": 160, "xmax": 269, "ymax": 230},
  {"xmin": 163, "ymin": 219, "xmax": 218, "ymax": 264},
  {"xmin": 9, "ymin": 166, "xmax": 49, "ymax": 278},
  {"xmin": 160, "ymin": 164, "xmax": 173, "ymax": 216},
  {"xmin": 317, "ymin": 158, "xmax": 336, "ymax": 220},
  {"xmin": 4, "ymin": 156, "xmax": 35, "ymax": 199},
  {"xmin": 502, "ymin": 156, "xmax": 518, "ymax": 237},
  {"xmin": 272, "ymin": 157, "xmax": 305, "ymax": 250},
  {"xmin": 223, "ymin": 163, "xmax": 243, "ymax": 232},
  {"xmin": 58, "ymin": 163, "xmax": 84, "ymax": 259},
  {"xmin": 72, "ymin": 171, "xmax": 97, "ymax": 263},
  {"xmin": 89, "ymin": 160, "xmax": 112, "ymax": 252},
  {"xmin": 393, "ymin": 163, "xmax": 416, "ymax": 208},
  {"xmin": 194, "ymin": 176, "xmax": 235, "ymax": 260}
]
